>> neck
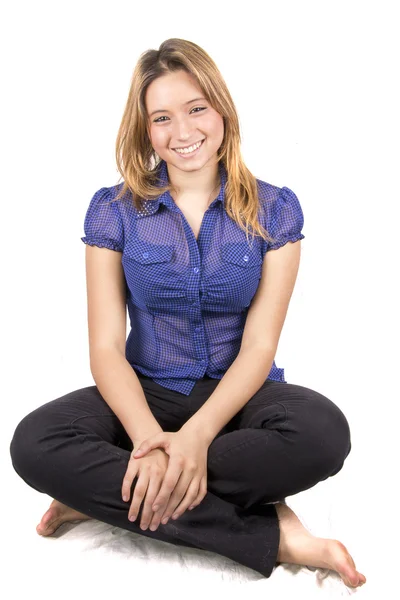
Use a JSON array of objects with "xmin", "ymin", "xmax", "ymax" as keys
[{"xmin": 166, "ymin": 159, "xmax": 220, "ymax": 199}]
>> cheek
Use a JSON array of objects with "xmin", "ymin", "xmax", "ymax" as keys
[
  {"xmin": 207, "ymin": 112, "xmax": 224, "ymax": 138},
  {"xmin": 149, "ymin": 127, "xmax": 168, "ymax": 148}
]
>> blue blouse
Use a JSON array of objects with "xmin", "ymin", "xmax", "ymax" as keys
[{"xmin": 81, "ymin": 159, "xmax": 305, "ymax": 395}]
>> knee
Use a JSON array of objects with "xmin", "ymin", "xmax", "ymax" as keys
[
  {"xmin": 10, "ymin": 408, "xmax": 43, "ymax": 479},
  {"xmin": 309, "ymin": 395, "xmax": 351, "ymax": 473},
  {"xmin": 290, "ymin": 392, "xmax": 351, "ymax": 476}
]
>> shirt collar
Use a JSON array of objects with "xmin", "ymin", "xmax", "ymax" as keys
[{"xmin": 136, "ymin": 158, "xmax": 228, "ymax": 218}]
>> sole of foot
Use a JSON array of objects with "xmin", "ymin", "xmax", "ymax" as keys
[
  {"xmin": 275, "ymin": 502, "xmax": 366, "ymax": 589},
  {"xmin": 36, "ymin": 499, "xmax": 92, "ymax": 536}
]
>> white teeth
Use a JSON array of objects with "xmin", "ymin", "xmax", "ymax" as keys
[{"xmin": 174, "ymin": 140, "xmax": 203, "ymax": 154}]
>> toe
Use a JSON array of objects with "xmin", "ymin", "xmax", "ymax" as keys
[
  {"xmin": 36, "ymin": 524, "xmax": 48, "ymax": 535},
  {"xmin": 344, "ymin": 572, "xmax": 362, "ymax": 588},
  {"xmin": 38, "ymin": 521, "xmax": 57, "ymax": 536},
  {"xmin": 42, "ymin": 512, "xmax": 52, "ymax": 525},
  {"xmin": 37, "ymin": 512, "xmax": 58, "ymax": 535}
]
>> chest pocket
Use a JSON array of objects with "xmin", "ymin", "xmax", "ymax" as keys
[
  {"xmin": 203, "ymin": 241, "xmax": 263, "ymax": 313},
  {"xmin": 125, "ymin": 242, "xmax": 174, "ymax": 264},
  {"xmin": 122, "ymin": 240, "xmax": 186, "ymax": 314},
  {"xmin": 221, "ymin": 242, "xmax": 263, "ymax": 268}
]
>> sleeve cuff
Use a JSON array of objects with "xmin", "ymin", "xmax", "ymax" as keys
[
  {"xmin": 81, "ymin": 236, "xmax": 123, "ymax": 252},
  {"xmin": 267, "ymin": 232, "xmax": 305, "ymax": 251}
]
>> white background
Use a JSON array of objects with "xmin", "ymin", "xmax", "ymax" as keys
[{"xmin": 1, "ymin": 1, "xmax": 398, "ymax": 598}]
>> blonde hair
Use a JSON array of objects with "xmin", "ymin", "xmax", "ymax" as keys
[{"xmin": 113, "ymin": 38, "xmax": 275, "ymax": 244}]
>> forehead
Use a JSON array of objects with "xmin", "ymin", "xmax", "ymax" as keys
[{"xmin": 145, "ymin": 71, "xmax": 204, "ymax": 109}]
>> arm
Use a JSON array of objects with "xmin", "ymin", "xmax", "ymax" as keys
[
  {"xmin": 84, "ymin": 244, "xmax": 162, "ymax": 444},
  {"xmin": 181, "ymin": 239, "xmax": 302, "ymax": 444}
]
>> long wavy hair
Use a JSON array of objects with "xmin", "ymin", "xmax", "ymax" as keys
[{"xmin": 113, "ymin": 38, "xmax": 275, "ymax": 244}]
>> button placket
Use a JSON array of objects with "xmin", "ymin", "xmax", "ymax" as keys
[
  {"xmin": 191, "ymin": 306, "xmax": 205, "ymax": 364},
  {"xmin": 189, "ymin": 283, "xmax": 206, "ymax": 368},
  {"xmin": 179, "ymin": 212, "xmax": 209, "ymax": 374}
]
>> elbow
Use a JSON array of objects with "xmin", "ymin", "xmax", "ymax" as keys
[
  {"xmin": 239, "ymin": 341, "xmax": 277, "ymax": 358},
  {"xmin": 89, "ymin": 345, "xmax": 126, "ymax": 371}
]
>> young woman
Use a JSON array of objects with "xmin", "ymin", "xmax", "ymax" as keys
[{"xmin": 10, "ymin": 38, "xmax": 366, "ymax": 588}]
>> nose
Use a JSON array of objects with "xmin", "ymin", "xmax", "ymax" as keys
[{"xmin": 173, "ymin": 114, "xmax": 194, "ymax": 142}]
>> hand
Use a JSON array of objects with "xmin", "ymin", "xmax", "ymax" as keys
[
  {"xmin": 121, "ymin": 445, "xmax": 169, "ymax": 531},
  {"xmin": 133, "ymin": 430, "xmax": 209, "ymax": 530}
]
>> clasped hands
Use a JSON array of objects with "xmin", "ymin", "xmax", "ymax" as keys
[{"xmin": 121, "ymin": 428, "xmax": 210, "ymax": 531}]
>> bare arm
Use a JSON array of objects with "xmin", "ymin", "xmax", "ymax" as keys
[{"xmin": 84, "ymin": 244, "xmax": 162, "ymax": 444}]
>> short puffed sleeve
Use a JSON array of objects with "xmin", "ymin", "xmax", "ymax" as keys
[
  {"xmin": 81, "ymin": 187, "xmax": 124, "ymax": 252},
  {"xmin": 267, "ymin": 186, "xmax": 305, "ymax": 251}
]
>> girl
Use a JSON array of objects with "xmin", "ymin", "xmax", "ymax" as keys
[{"xmin": 10, "ymin": 38, "xmax": 366, "ymax": 588}]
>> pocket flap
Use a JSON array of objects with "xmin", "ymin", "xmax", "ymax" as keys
[
  {"xmin": 125, "ymin": 241, "xmax": 174, "ymax": 264},
  {"xmin": 221, "ymin": 242, "xmax": 262, "ymax": 267}
]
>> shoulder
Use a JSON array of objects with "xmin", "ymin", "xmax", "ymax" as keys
[
  {"xmin": 82, "ymin": 183, "xmax": 134, "ymax": 252},
  {"xmin": 255, "ymin": 176, "xmax": 301, "ymax": 219},
  {"xmin": 255, "ymin": 176, "xmax": 281, "ymax": 199},
  {"xmin": 88, "ymin": 182, "xmax": 136, "ymax": 219},
  {"xmin": 92, "ymin": 182, "xmax": 129, "ymax": 204},
  {"xmin": 255, "ymin": 175, "xmax": 298, "ymax": 205},
  {"xmin": 254, "ymin": 176, "xmax": 305, "ymax": 250}
]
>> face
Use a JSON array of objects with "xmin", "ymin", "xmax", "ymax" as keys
[{"xmin": 145, "ymin": 70, "xmax": 224, "ymax": 172}]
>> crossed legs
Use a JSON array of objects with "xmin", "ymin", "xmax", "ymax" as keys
[{"xmin": 9, "ymin": 378, "xmax": 365, "ymax": 586}]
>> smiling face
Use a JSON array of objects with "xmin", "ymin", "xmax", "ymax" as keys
[{"xmin": 145, "ymin": 70, "xmax": 224, "ymax": 173}]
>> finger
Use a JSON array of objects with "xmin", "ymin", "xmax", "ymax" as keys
[
  {"xmin": 147, "ymin": 504, "xmax": 167, "ymax": 531},
  {"xmin": 121, "ymin": 459, "xmax": 139, "ymax": 502},
  {"xmin": 150, "ymin": 458, "xmax": 183, "ymax": 516},
  {"xmin": 189, "ymin": 476, "xmax": 207, "ymax": 510},
  {"xmin": 134, "ymin": 433, "xmax": 167, "ymax": 457},
  {"xmin": 170, "ymin": 477, "xmax": 200, "ymax": 519},
  {"xmin": 159, "ymin": 474, "xmax": 198, "ymax": 524},
  {"xmin": 139, "ymin": 471, "xmax": 163, "ymax": 530},
  {"xmin": 147, "ymin": 467, "xmax": 184, "ymax": 532},
  {"xmin": 128, "ymin": 472, "xmax": 149, "ymax": 522}
]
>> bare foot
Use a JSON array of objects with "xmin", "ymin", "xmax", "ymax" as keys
[
  {"xmin": 275, "ymin": 502, "xmax": 366, "ymax": 589},
  {"xmin": 36, "ymin": 499, "xmax": 92, "ymax": 536}
]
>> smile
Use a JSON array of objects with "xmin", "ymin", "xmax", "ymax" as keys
[{"xmin": 173, "ymin": 139, "xmax": 205, "ymax": 156}]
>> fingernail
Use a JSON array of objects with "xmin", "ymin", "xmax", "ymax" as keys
[
  {"xmin": 123, "ymin": 495, "xmax": 128, "ymax": 502},
  {"xmin": 161, "ymin": 518, "xmax": 169, "ymax": 524},
  {"xmin": 172, "ymin": 513, "xmax": 179, "ymax": 520},
  {"xmin": 129, "ymin": 514, "xmax": 136, "ymax": 521}
]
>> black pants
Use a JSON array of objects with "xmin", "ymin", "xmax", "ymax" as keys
[{"xmin": 9, "ymin": 373, "xmax": 351, "ymax": 578}]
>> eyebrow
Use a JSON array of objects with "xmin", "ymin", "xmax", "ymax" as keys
[{"xmin": 149, "ymin": 97, "xmax": 208, "ymax": 118}]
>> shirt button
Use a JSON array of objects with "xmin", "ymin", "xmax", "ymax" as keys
[
  {"xmin": 243, "ymin": 255, "xmax": 249, "ymax": 262},
  {"xmin": 142, "ymin": 252, "xmax": 149, "ymax": 259},
  {"xmin": 195, "ymin": 326, "xmax": 201, "ymax": 332},
  {"xmin": 193, "ymin": 267, "xmax": 200, "ymax": 274},
  {"xmin": 192, "ymin": 301, "xmax": 199, "ymax": 306},
  {"xmin": 200, "ymin": 359, "xmax": 206, "ymax": 364}
]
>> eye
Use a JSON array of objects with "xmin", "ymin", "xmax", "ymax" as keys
[
  {"xmin": 191, "ymin": 107, "xmax": 207, "ymax": 114},
  {"xmin": 153, "ymin": 107, "xmax": 207, "ymax": 123}
]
